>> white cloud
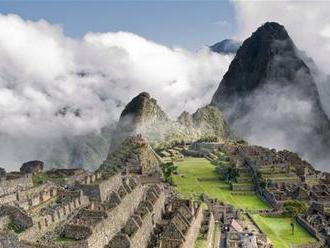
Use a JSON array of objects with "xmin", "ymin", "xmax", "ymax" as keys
[{"xmin": 0, "ymin": 14, "xmax": 233, "ymax": 168}]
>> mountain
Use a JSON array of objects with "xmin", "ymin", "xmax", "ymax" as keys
[
  {"xmin": 108, "ymin": 92, "xmax": 177, "ymax": 150},
  {"xmin": 211, "ymin": 22, "xmax": 330, "ymax": 169},
  {"xmin": 109, "ymin": 92, "xmax": 234, "ymax": 151},
  {"xmin": 209, "ymin": 39, "xmax": 241, "ymax": 54},
  {"xmin": 178, "ymin": 105, "xmax": 233, "ymax": 140}
]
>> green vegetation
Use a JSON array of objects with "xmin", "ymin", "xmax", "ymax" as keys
[
  {"xmin": 7, "ymin": 222, "xmax": 24, "ymax": 234},
  {"xmin": 283, "ymin": 200, "xmax": 308, "ymax": 217},
  {"xmin": 173, "ymin": 157, "xmax": 269, "ymax": 210},
  {"xmin": 252, "ymin": 214, "xmax": 317, "ymax": 248},
  {"xmin": 161, "ymin": 162, "xmax": 178, "ymax": 184},
  {"xmin": 196, "ymin": 135, "xmax": 218, "ymax": 143},
  {"xmin": 32, "ymin": 173, "xmax": 65, "ymax": 186}
]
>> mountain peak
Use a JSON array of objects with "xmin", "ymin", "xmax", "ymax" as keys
[
  {"xmin": 255, "ymin": 22, "xmax": 287, "ymax": 37},
  {"xmin": 120, "ymin": 92, "xmax": 161, "ymax": 119},
  {"xmin": 211, "ymin": 22, "xmax": 330, "ymax": 168},
  {"xmin": 110, "ymin": 92, "xmax": 168, "ymax": 150},
  {"xmin": 211, "ymin": 22, "xmax": 306, "ymax": 107},
  {"xmin": 210, "ymin": 39, "xmax": 241, "ymax": 54}
]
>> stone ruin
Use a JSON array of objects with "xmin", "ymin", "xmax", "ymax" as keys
[
  {"xmin": 215, "ymin": 143, "xmax": 330, "ymax": 211},
  {"xmin": 297, "ymin": 202, "xmax": 330, "ymax": 247},
  {"xmin": 100, "ymin": 134, "xmax": 162, "ymax": 176},
  {"xmin": 0, "ymin": 160, "xmax": 178, "ymax": 248},
  {"xmin": 145, "ymin": 198, "xmax": 205, "ymax": 248},
  {"xmin": 2, "ymin": 139, "xmax": 329, "ymax": 247}
]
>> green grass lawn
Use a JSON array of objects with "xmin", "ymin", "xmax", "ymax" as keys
[
  {"xmin": 173, "ymin": 157, "xmax": 269, "ymax": 210},
  {"xmin": 252, "ymin": 214, "xmax": 317, "ymax": 248}
]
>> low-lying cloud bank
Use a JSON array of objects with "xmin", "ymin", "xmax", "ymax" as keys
[{"xmin": 0, "ymin": 14, "xmax": 233, "ymax": 169}]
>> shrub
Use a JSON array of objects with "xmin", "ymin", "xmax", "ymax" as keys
[{"xmin": 283, "ymin": 200, "xmax": 308, "ymax": 217}]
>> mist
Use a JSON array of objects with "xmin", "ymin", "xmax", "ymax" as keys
[
  {"xmin": 0, "ymin": 14, "xmax": 233, "ymax": 170},
  {"xmin": 233, "ymin": 0, "xmax": 330, "ymax": 116}
]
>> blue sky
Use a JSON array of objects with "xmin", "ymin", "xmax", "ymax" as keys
[{"xmin": 0, "ymin": 1, "xmax": 236, "ymax": 50}]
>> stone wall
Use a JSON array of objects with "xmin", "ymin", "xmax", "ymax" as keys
[
  {"xmin": 138, "ymin": 173, "xmax": 162, "ymax": 184},
  {"xmin": 296, "ymin": 216, "xmax": 324, "ymax": 241},
  {"xmin": 206, "ymin": 212, "xmax": 215, "ymax": 248},
  {"xmin": 182, "ymin": 204, "xmax": 204, "ymax": 248},
  {"xmin": 190, "ymin": 142, "xmax": 222, "ymax": 152},
  {"xmin": 19, "ymin": 192, "xmax": 89, "ymax": 244},
  {"xmin": 16, "ymin": 183, "xmax": 58, "ymax": 210},
  {"xmin": 129, "ymin": 186, "xmax": 165, "ymax": 248},
  {"xmin": 77, "ymin": 173, "xmax": 122, "ymax": 202},
  {"xmin": 0, "ymin": 174, "xmax": 33, "ymax": 196},
  {"xmin": 198, "ymin": 210, "xmax": 215, "ymax": 248},
  {"xmin": 262, "ymin": 190, "xmax": 280, "ymax": 209},
  {"xmin": 204, "ymin": 196, "xmax": 234, "ymax": 221},
  {"xmin": 231, "ymin": 183, "xmax": 255, "ymax": 191},
  {"xmin": 85, "ymin": 184, "xmax": 145, "ymax": 247}
]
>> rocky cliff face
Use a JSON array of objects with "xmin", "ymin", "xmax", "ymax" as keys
[{"xmin": 211, "ymin": 22, "xmax": 330, "ymax": 169}]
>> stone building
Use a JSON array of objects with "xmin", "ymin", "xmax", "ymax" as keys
[{"xmin": 145, "ymin": 198, "xmax": 204, "ymax": 248}]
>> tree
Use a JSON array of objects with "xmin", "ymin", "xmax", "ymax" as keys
[
  {"xmin": 161, "ymin": 162, "xmax": 178, "ymax": 184},
  {"xmin": 225, "ymin": 167, "xmax": 239, "ymax": 182},
  {"xmin": 283, "ymin": 200, "xmax": 307, "ymax": 235},
  {"xmin": 283, "ymin": 200, "xmax": 308, "ymax": 217}
]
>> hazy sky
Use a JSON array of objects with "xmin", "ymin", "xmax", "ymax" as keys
[{"xmin": 0, "ymin": 1, "xmax": 237, "ymax": 50}]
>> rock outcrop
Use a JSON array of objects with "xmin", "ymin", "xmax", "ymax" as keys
[{"xmin": 211, "ymin": 22, "xmax": 330, "ymax": 168}]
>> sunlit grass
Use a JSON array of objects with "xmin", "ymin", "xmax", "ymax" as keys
[
  {"xmin": 173, "ymin": 157, "xmax": 269, "ymax": 210},
  {"xmin": 252, "ymin": 214, "xmax": 317, "ymax": 248}
]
